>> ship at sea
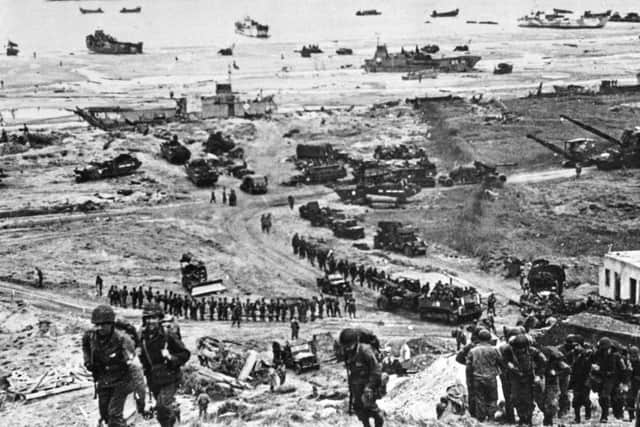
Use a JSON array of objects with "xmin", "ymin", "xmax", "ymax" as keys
[
  {"xmin": 518, "ymin": 11, "xmax": 609, "ymax": 29},
  {"xmin": 234, "ymin": 16, "xmax": 270, "ymax": 38},
  {"xmin": 86, "ymin": 30, "xmax": 143, "ymax": 54},
  {"xmin": 363, "ymin": 44, "xmax": 480, "ymax": 73}
]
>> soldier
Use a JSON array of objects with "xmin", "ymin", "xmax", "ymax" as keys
[
  {"xmin": 228, "ymin": 189, "xmax": 237, "ymax": 206},
  {"xmin": 627, "ymin": 346, "xmax": 640, "ymax": 421},
  {"xmin": 35, "ymin": 267, "xmax": 43, "ymax": 287},
  {"xmin": 231, "ymin": 302, "xmax": 242, "ymax": 328},
  {"xmin": 198, "ymin": 299, "xmax": 205, "ymax": 320},
  {"xmin": 570, "ymin": 342, "xmax": 593, "ymax": 423},
  {"xmin": 358, "ymin": 265, "xmax": 366, "ymax": 287},
  {"xmin": 287, "ymin": 194, "xmax": 294, "ymax": 210},
  {"xmin": 466, "ymin": 329, "xmax": 502, "ymax": 421},
  {"xmin": 339, "ymin": 329, "xmax": 384, "ymax": 427},
  {"xmin": 82, "ymin": 305, "xmax": 135, "ymax": 427},
  {"xmin": 96, "ymin": 275, "xmax": 103, "ymax": 297},
  {"xmin": 139, "ymin": 302, "xmax": 190, "ymax": 427},
  {"xmin": 318, "ymin": 296, "xmax": 324, "ymax": 319},
  {"xmin": 292, "ymin": 233, "xmax": 300, "ymax": 255},
  {"xmin": 487, "ymin": 293, "xmax": 496, "ymax": 316},
  {"xmin": 121, "ymin": 286, "xmax": 128, "ymax": 309},
  {"xmin": 453, "ymin": 325, "xmax": 467, "ymax": 351},
  {"xmin": 196, "ymin": 388, "xmax": 210, "ymax": 419},
  {"xmin": 502, "ymin": 334, "xmax": 546, "ymax": 426},
  {"xmin": 290, "ymin": 317, "xmax": 299, "ymax": 340},
  {"xmin": 592, "ymin": 337, "xmax": 626, "ymax": 423},
  {"xmin": 210, "ymin": 190, "xmax": 216, "ymax": 204},
  {"xmin": 222, "ymin": 187, "xmax": 227, "ymax": 204},
  {"xmin": 208, "ymin": 297, "xmax": 216, "ymax": 321},
  {"xmin": 537, "ymin": 346, "xmax": 568, "ymax": 426}
]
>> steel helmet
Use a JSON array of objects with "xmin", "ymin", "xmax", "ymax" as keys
[
  {"xmin": 510, "ymin": 334, "xmax": 530, "ymax": 349},
  {"xmin": 91, "ymin": 305, "xmax": 115, "ymax": 324},
  {"xmin": 478, "ymin": 329, "xmax": 492, "ymax": 342},
  {"xmin": 142, "ymin": 302, "xmax": 164, "ymax": 319},
  {"xmin": 597, "ymin": 337, "xmax": 612, "ymax": 350},
  {"xmin": 339, "ymin": 328, "xmax": 359, "ymax": 347}
]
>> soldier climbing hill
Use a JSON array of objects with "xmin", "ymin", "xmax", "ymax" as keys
[
  {"xmin": 140, "ymin": 302, "xmax": 190, "ymax": 427},
  {"xmin": 82, "ymin": 305, "xmax": 135, "ymax": 427}
]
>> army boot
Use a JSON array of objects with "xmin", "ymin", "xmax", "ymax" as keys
[
  {"xmin": 629, "ymin": 409, "xmax": 636, "ymax": 422},
  {"xmin": 573, "ymin": 406, "xmax": 581, "ymax": 424},
  {"xmin": 585, "ymin": 403, "xmax": 591, "ymax": 420}
]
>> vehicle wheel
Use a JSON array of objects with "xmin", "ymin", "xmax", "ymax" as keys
[
  {"xmin": 295, "ymin": 365, "xmax": 302, "ymax": 375},
  {"xmin": 403, "ymin": 246, "xmax": 414, "ymax": 257}
]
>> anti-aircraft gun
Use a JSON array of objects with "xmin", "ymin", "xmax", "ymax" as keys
[{"xmin": 559, "ymin": 114, "xmax": 640, "ymax": 170}]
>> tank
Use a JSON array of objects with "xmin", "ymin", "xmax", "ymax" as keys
[
  {"xmin": 185, "ymin": 158, "xmax": 220, "ymax": 187},
  {"xmin": 160, "ymin": 137, "xmax": 191, "ymax": 165},
  {"xmin": 74, "ymin": 153, "xmax": 142, "ymax": 182}
]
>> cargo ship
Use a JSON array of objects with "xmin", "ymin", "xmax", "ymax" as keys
[
  {"xmin": 86, "ymin": 30, "xmax": 143, "ymax": 54},
  {"xmin": 518, "ymin": 11, "xmax": 608, "ymax": 28},
  {"xmin": 234, "ymin": 16, "xmax": 270, "ymax": 38},
  {"xmin": 363, "ymin": 44, "xmax": 480, "ymax": 73}
]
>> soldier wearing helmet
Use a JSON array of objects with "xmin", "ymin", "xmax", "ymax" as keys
[
  {"xmin": 570, "ymin": 341, "xmax": 593, "ymax": 423},
  {"xmin": 465, "ymin": 328, "xmax": 503, "ymax": 422},
  {"xmin": 502, "ymin": 334, "xmax": 547, "ymax": 426},
  {"xmin": 140, "ymin": 302, "xmax": 190, "ymax": 427},
  {"xmin": 339, "ymin": 328, "xmax": 384, "ymax": 427},
  {"xmin": 82, "ymin": 305, "xmax": 136, "ymax": 427}
]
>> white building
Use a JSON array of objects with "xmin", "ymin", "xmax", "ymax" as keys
[{"xmin": 599, "ymin": 250, "xmax": 640, "ymax": 303}]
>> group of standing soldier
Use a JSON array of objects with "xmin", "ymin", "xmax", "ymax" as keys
[
  {"xmin": 459, "ymin": 323, "xmax": 640, "ymax": 426},
  {"xmin": 82, "ymin": 303, "xmax": 190, "ymax": 427}
]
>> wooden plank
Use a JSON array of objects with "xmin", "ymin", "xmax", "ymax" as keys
[
  {"xmin": 23, "ymin": 382, "xmax": 92, "ymax": 401},
  {"xmin": 237, "ymin": 350, "xmax": 257, "ymax": 381}
]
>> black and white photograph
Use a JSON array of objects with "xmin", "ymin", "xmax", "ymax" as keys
[{"xmin": 1, "ymin": 0, "xmax": 640, "ymax": 426}]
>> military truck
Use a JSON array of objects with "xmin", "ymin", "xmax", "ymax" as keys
[
  {"xmin": 373, "ymin": 221, "xmax": 427, "ymax": 257},
  {"xmin": 180, "ymin": 252, "xmax": 207, "ymax": 292},
  {"xmin": 527, "ymin": 259, "xmax": 566, "ymax": 296},
  {"xmin": 160, "ymin": 136, "xmax": 191, "ymax": 165},
  {"xmin": 304, "ymin": 163, "xmax": 347, "ymax": 184},
  {"xmin": 240, "ymin": 174, "xmax": 268, "ymax": 194},
  {"xmin": 331, "ymin": 219, "xmax": 365, "ymax": 240},
  {"xmin": 296, "ymin": 143, "xmax": 335, "ymax": 161},
  {"xmin": 185, "ymin": 158, "xmax": 220, "ymax": 186},
  {"xmin": 299, "ymin": 201, "xmax": 330, "ymax": 226},
  {"xmin": 317, "ymin": 273, "xmax": 352, "ymax": 297},
  {"xmin": 74, "ymin": 153, "xmax": 142, "ymax": 182},
  {"xmin": 376, "ymin": 281, "xmax": 421, "ymax": 312}
]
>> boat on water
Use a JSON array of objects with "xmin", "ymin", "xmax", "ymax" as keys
[
  {"xmin": 610, "ymin": 12, "xmax": 640, "ymax": 23},
  {"xmin": 356, "ymin": 9, "xmax": 381, "ymax": 16},
  {"xmin": 431, "ymin": 9, "xmax": 459, "ymax": 18},
  {"xmin": 401, "ymin": 70, "xmax": 437, "ymax": 80},
  {"xmin": 80, "ymin": 7, "xmax": 103, "ymax": 14},
  {"xmin": 493, "ymin": 63, "xmax": 513, "ymax": 74},
  {"xmin": 235, "ymin": 16, "xmax": 269, "ymax": 38},
  {"xmin": 518, "ymin": 11, "xmax": 608, "ymax": 29},
  {"xmin": 86, "ymin": 30, "xmax": 143, "ymax": 54},
  {"xmin": 336, "ymin": 47, "xmax": 353, "ymax": 55},
  {"xmin": 553, "ymin": 8, "xmax": 573, "ymax": 14},
  {"xmin": 6, "ymin": 40, "xmax": 19, "ymax": 56},
  {"xmin": 298, "ymin": 45, "xmax": 322, "ymax": 57},
  {"xmin": 363, "ymin": 44, "xmax": 480, "ymax": 73},
  {"xmin": 120, "ymin": 7, "xmax": 141, "ymax": 13},
  {"xmin": 583, "ymin": 10, "xmax": 611, "ymax": 18}
]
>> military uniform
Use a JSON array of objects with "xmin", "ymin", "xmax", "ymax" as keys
[
  {"xmin": 140, "ymin": 304, "xmax": 191, "ymax": 427},
  {"xmin": 82, "ymin": 306, "xmax": 135, "ymax": 427},
  {"xmin": 346, "ymin": 343, "xmax": 384, "ymax": 427},
  {"xmin": 466, "ymin": 334, "xmax": 502, "ymax": 422}
]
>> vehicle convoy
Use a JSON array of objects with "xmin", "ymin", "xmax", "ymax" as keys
[
  {"xmin": 185, "ymin": 158, "xmax": 219, "ymax": 186},
  {"xmin": 363, "ymin": 44, "xmax": 480, "ymax": 73},
  {"xmin": 180, "ymin": 253, "xmax": 207, "ymax": 292},
  {"xmin": 373, "ymin": 221, "xmax": 427, "ymax": 257},
  {"xmin": 86, "ymin": 30, "xmax": 143, "ymax": 54},
  {"xmin": 74, "ymin": 153, "xmax": 142, "ymax": 182},
  {"xmin": 240, "ymin": 174, "xmax": 268, "ymax": 194},
  {"xmin": 317, "ymin": 273, "xmax": 352, "ymax": 297},
  {"xmin": 527, "ymin": 259, "xmax": 566, "ymax": 296},
  {"xmin": 160, "ymin": 136, "xmax": 191, "ymax": 165}
]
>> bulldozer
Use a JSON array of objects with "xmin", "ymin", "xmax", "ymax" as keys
[
  {"xmin": 373, "ymin": 221, "xmax": 427, "ymax": 257},
  {"xmin": 74, "ymin": 153, "xmax": 142, "ymax": 182}
]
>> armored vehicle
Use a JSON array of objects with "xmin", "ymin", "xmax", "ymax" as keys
[
  {"xmin": 74, "ymin": 153, "xmax": 142, "ymax": 182},
  {"xmin": 240, "ymin": 174, "xmax": 268, "ymax": 194},
  {"xmin": 527, "ymin": 259, "xmax": 566, "ymax": 296},
  {"xmin": 418, "ymin": 292, "xmax": 483, "ymax": 323},
  {"xmin": 376, "ymin": 281, "xmax": 421, "ymax": 312},
  {"xmin": 331, "ymin": 219, "xmax": 365, "ymax": 240},
  {"xmin": 446, "ymin": 161, "xmax": 507, "ymax": 186},
  {"xmin": 180, "ymin": 253, "xmax": 207, "ymax": 292},
  {"xmin": 373, "ymin": 221, "xmax": 427, "ymax": 257},
  {"xmin": 185, "ymin": 158, "xmax": 219, "ymax": 186},
  {"xmin": 160, "ymin": 136, "xmax": 191, "ymax": 165},
  {"xmin": 317, "ymin": 273, "xmax": 352, "ymax": 297}
]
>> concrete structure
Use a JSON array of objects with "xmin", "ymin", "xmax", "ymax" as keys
[
  {"xmin": 599, "ymin": 250, "xmax": 640, "ymax": 303},
  {"xmin": 200, "ymin": 84, "xmax": 276, "ymax": 119}
]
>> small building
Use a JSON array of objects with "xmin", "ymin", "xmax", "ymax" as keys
[{"xmin": 599, "ymin": 250, "xmax": 640, "ymax": 303}]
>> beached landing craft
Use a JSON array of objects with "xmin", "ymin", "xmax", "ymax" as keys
[
  {"xmin": 431, "ymin": 8, "xmax": 459, "ymax": 18},
  {"xmin": 6, "ymin": 40, "xmax": 19, "ymax": 56},
  {"xmin": 363, "ymin": 44, "xmax": 480, "ymax": 73},
  {"xmin": 518, "ymin": 11, "xmax": 609, "ymax": 29},
  {"xmin": 235, "ymin": 16, "xmax": 270, "ymax": 38},
  {"xmin": 355, "ymin": 9, "xmax": 382, "ymax": 16},
  {"xmin": 120, "ymin": 7, "xmax": 141, "ymax": 14},
  {"xmin": 86, "ymin": 30, "xmax": 143, "ymax": 54},
  {"xmin": 79, "ymin": 7, "xmax": 103, "ymax": 14}
]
